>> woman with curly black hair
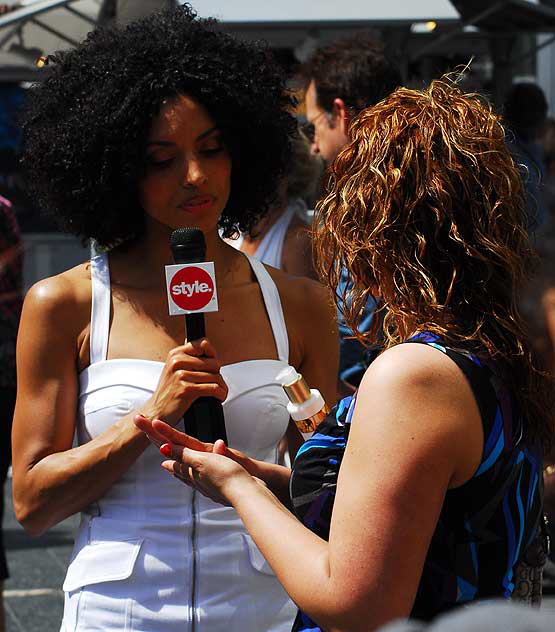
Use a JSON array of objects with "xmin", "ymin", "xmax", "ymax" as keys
[{"xmin": 11, "ymin": 6, "xmax": 337, "ymax": 631}]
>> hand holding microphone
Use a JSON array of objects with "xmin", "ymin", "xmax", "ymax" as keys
[
  {"xmin": 163, "ymin": 227, "xmax": 228, "ymax": 444},
  {"xmin": 141, "ymin": 338, "xmax": 228, "ymax": 428}
]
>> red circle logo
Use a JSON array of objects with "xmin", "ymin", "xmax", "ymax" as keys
[{"xmin": 169, "ymin": 266, "xmax": 215, "ymax": 311}]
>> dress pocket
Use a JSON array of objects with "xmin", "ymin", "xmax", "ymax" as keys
[{"xmin": 63, "ymin": 519, "xmax": 143, "ymax": 592}]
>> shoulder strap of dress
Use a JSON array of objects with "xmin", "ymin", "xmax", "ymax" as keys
[
  {"xmin": 245, "ymin": 255, "xmax": 289, "ymax": 362},
  {"xmin": 90, "ymin": 253, "xmax": 111, "ymax": 364},
  {"xmin": 255, "ymin": 203, "xmax": 298, "ymax": 269}
]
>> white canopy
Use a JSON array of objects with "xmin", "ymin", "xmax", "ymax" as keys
[
  {"xmin": 187, "ymin": 1, "xmax": 460, "ymax": 24},
  {"xmin": 0, "ymin": 0, "xmax": 549, "ymax": 61}
]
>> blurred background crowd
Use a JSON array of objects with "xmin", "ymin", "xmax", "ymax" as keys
[{"xmin": 1, "ymin": 1, "xmax": 555, "ymax": 630}]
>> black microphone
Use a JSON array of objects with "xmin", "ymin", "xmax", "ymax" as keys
[{"xmin": 170, "ymin": 227, "xmax": 227, "ymax": 444}]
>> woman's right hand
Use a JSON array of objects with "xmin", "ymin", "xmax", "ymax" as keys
[
  {"xmin": 141, "ymin": 338, "xmax": 228, "ymax": 426},
  {"xmin": 135, "ymin": 415, "xmax": 248, "ymax": 467},
  {"xmin": 135, "ymin": 415, "xmax": 218, "ymax": 453},
  {"xmin": 134, "ymin": 417, "xmax": 293, "ymax": 504},
  {"xmin": 136, "ymin": 416, "xmax": 256, "ymax": 479}
]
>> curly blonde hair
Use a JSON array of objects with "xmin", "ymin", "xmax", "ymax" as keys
[{"xmin": 314, "ymin": 79, "xmax": 553, "ymax": 448}]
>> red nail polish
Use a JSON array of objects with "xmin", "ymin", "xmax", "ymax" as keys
[{"xmin": 160, "ymin": 443, "xmax": 172, "ymax": 457}]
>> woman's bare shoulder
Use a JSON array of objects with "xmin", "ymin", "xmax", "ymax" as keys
[
  {"xmin": 23, "ymin": 261, "xmax": 92, "ymax": 330},
  {"xmin": 357, "ymin": 342, "xmax": 480, "ymax": 447},
  {"xmin": 362, "ymin": 342, "xmax": 467, "ymax": 394},
  {"xmin": 357, "ymin": 341, "xmax": 484, "ymax": 487}
]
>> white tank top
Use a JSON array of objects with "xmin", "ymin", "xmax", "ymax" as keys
[
  {"xmin": 60, "ymin": 252, "xmax": 296, "ymax": 632},
  {"xmin": 231, "ymin": 198, "xmax": 309, "ymax": 269}
]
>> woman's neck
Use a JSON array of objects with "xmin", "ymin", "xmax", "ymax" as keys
[{"xmin": 114, "ymin": 223, "xmax": 239, "ymax": 289}]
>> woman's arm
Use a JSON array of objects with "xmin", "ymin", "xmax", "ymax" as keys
[
  {"xmin": 171, "ymin": 342, "xmax": 483, "ymax": 632},
  {"xmin": 12, "ymin": 275, "xmax": 142, "ymax": 535},
  {"xmin": 12, "ymin": 274, "xmax": 228, "ymax": 536}
]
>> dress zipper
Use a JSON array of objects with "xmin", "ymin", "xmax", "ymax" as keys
[{"xmin": 190, "ymin": 489, "xmax": 198, "ymax": 632}]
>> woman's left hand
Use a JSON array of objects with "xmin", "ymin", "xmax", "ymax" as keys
[
  {"xmin": 162, "ymin": 439, "xmax": 256, "ymax": 506},
  {"xmin": 135, "ymin": 415, "xmax": 292, "ymax": 504}
]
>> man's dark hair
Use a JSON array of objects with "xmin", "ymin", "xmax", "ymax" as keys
[
  {"xmin": 21, "ymin": 5, "xmax": 295, "ymax": 247},
  {"xmin": 301, "ymin": 33, "xmax": 401, "ymax": 115},
  {"xmin": 504, "ymin": 82, "xmax": 548, "ymax": 142}
]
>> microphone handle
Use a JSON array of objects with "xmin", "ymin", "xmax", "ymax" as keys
[
  {"xmin": 186, "ymin": 312, "xmax": 205, "ymax": 340},
  {"xmin": 183, "ymin": 313, "xmax": 228, "ymax": 444},
  {"xmin": 184, "ymin": 397, "xmax": 228, "ymax": 444}
]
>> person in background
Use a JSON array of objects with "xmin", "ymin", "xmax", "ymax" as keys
[
  {"xmin": 379, "ymin": 601, "xmax": 554, "ymax": 632},
  {"xmin": 12, "ymin": 7, "xmax": 337, "ymax": 631},
  {"xmin": 522, "ymin": 218, "xmax": 555, "ymax": 594},
  {"xmin": 540, "ymin": 118, "xmax": 555, "ymax": 236},
  {"xmin": 0, "ymin": 83, "xmax": 25, "ymax": 190},
  {"xmin": 503, "ymin": 82, "xmax": 548, "ymax": 233},
  {"xmin": 301, "ymin": 33, "xmax": 401, "ymax": 392},
  {"xmin": 524, "ymin": 119, "xmax": 555, "ymax": 580},
  {"xmin": 535, "ymin": 125, "xmax": 555, "ymax": 445},
  {"xmin": 519, "ymin": 234, "xmax": 555, "ymax": 376},
  {"xmin": 228, "ymin": 130, "xmax": 325, "ymax": 464},
  {"xmin": 0, "ymin": 196, "xmax": 22, "ymax": 632},
  {"xmin": 231, "ymin": 130, "xmax": 321, "ymax": 280},
  {"xmin": 138, "ymin": 79, "xmax": 552, "ymax": 632}
]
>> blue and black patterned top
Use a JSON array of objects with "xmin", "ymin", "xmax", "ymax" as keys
[{"xmin": 289, "ymin": 333, "xmax": 543, "ymax": 630}]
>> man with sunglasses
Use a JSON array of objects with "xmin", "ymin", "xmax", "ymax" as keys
[
  {"xmin": 301, "ymin": 34, "xmax": 401, "ymax": 390},
  {"xmin": 302, "ymin": 33, "xmax": 401, "ymax": 163}
]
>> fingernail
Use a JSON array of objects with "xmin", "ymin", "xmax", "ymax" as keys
[{"xmin": 160, "ymin": 443, "xmax": 172, "ymax": 457}]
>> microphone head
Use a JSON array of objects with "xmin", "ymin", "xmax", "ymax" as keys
[{"xmin": 170, "ymin": 227, "xmax": 206, "ymax": 264}]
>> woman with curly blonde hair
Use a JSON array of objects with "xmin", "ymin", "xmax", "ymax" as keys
[{"xmin": 137, "ymin": 79, "xmax": 554, "ymax": 631}]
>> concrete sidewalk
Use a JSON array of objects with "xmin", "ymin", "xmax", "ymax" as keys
[
  {"xmin": 3, "ymin": 474, "xmax": 555, "ymax": 631},
  {"xmin": 3, "ymin": 476, "xmax": 77, "ymax": 632}
]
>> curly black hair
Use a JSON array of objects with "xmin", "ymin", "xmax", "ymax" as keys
[{"xmin": 21, "ymin": 5, "xmax": 296, "ymax": 247}]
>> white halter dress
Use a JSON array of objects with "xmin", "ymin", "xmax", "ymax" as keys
[{"xmin": 60, "ymin": 253, "xmax": 296, "ymax": 632}]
